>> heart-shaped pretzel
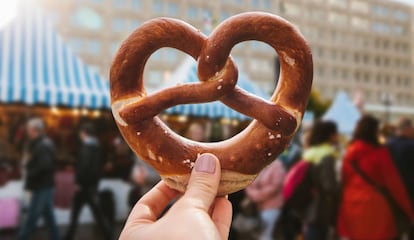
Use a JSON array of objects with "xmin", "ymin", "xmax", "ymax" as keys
[{"xmin": 110, "ymin": 12, "xmax": 313, "ymax": 196}]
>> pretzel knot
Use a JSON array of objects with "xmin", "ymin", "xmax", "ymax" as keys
[{"xmin": 110, "ymin": 12, "xmax": 313, "ymax": 195}]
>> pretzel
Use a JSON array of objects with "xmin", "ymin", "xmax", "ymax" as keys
[{"xmin": 110, "ymin": 12, "xmax": 313, "ymax": 196}]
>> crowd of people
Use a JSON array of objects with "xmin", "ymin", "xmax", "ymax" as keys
[
  {"xmin": 1, "ymin": 114, "xmax": 413, "ymax": 240},
  {"xmin": 230, "ymin": 115, "xmax": 414, "ymax": 240},
  {"xmin": 0, "ymin": 117, "xmax": 154, "ymax": 240}
]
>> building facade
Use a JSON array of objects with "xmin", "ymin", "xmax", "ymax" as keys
[{"xmin": 38, "ymin": 0, "xmax": 414, "ymax": 117}]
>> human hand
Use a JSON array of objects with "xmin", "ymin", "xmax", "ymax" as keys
[{"xmin": 119, "ymin": 153, "xmax": 233, "ymax": 240}]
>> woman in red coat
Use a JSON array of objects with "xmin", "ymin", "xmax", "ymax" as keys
[{"xmin": 337, "ymin": 115, "xmax": 414, "ymax": 240}]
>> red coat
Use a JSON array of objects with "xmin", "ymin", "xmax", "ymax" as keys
[{"xmin": 337, "ymin": 140, "xmax": 414, "ymax": 240}]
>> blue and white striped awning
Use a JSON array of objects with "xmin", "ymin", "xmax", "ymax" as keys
[
  {"xmin": 163, "ymin": 58, "xmax": 271, "ymax": 120},
  {"xmin": 0, "ymin": 7, "xmax": 110, "ymax": 109}
]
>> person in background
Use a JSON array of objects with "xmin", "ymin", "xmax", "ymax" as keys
[
  {"xmin": 64, "ymin": 123, "xmax": 112, "ymax": 240},
  {"xmin": 387, "ymin": 117, "xmax": 414, "ymax": 239},
  {"xmin": 278, "ymin": 138, "xmax": 302, "ymax": 171},
  {"xmin": 129, "ymin": 156, "xmax": 161, "ymax": 208},
  {"xmin": 185, "ymin": 122, "xmax": 206, "ymax": 142},
  {"xmin": 337, "ymin": 115, "xmax": 414, "ymax": 240},
  {"xmin": 301, "ymin": 120, "xmax": 341, "ymax": 240},
  {"xmin": 232, "ymin": 197, "xmax": 262, "ymax": 240},
  {"xmin": 18, "ymin": 118, "xmax": 59, "ymax": 240},
  {"xmin": 106, "ymin": 136, "xmax": 134, "ymax": 182},
  {"xmin": 246, "ymin": 159, "xmax": 286, "ymax": 240}
]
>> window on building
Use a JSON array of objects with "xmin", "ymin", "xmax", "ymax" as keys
[
  {"xmin": 68, "ymin": 38, "xmax": 83, "ymax": 53},
  {"xmin": 263, "ymin": 0, "xmax": 271, "ymax": 9},
  {"xmin": 317, "ymin": 66, "xmax": 325, "ymax": 77},
  {"xmin": 384, "ymin": 75, "xmax": 390, "ymax": 85},
  {"xmin": 111, "ymin": 41, "xmax": 121, "ymax": 56},
  {"xmin": 168, "ymin": 2, "xmax": 179, "ymax": 17},
  {"xmin": 332, "ymin": 68, "xmax": 338, "ymax": 78},
  {"xmin": 71, "ymin": 7, "xmax": 103, "ymax": 30},
  {"xmin": 131, "ymin": 0, "xmax": 142, "ymax": 10},
  {"xmin": 151, "ymin": 50, "xmax": 162, "ymax": 60},
  {"xmin": 372, "ymin": 22, "xmax": 390, "ymax": 34},
  {"xmin": 187, "ymin": 6, "xmax": 198, "ymax": 19},
  {"xmin": 341, "ymin": 52, "xmax": 348, "ymax": 61},
  {"xmin": 329, "ymin": 12, "xmax": 347, "ymax": 26},
  {"xmin": 318, "ymin": 48, "xmax": 324, "ymax": 58},
  {"xmin": 112, "ymin": 18, "xmax": 127, "ymax": 32},
  {"xmin": 113, "ymin": 0, "xmax": 126, "ymax": 9},
  {"xmin": 393, "ymin": 10, "xmax": 408, "ymax": 21},
  {"xmin": 87, "ymin": 40, "xmax": 101, "ymax": 55},
  {"xmin": 250, "ymin": 58, "xmax": 271, "ymax": 73},
  {"xmin": 329, "ymin": 0, "xmax": 347, "ymax": 8},
  {"xmin": 363, "ymin": 73, "xmax": 369, "ymax": 83},
  {"xmin": 354, "ymin": 53, "xmax": 360, "ymax": 63},
  {"xmin": 128, "ymin": 20, "xmax": 141, "ymax": 32},
  {"xmin": 147, "ymin": 70, "xmax": 163, "ymax": 86},
  {"xmin": 251, "ymin": 0, "xmax": 259, "ymax": 8},
  {"xmin": 152, "ymin": 0, "xmax": 163, "ymax": 14},
  {"xmin": 404, "ymin": 77, "xmax": 411, "ymax": 87},
  {"xmin": 233, "ymin": 56, "xmax": 244, "ymax": 69},
  {"xmin": 342, "ymin": 70, "xmax": 348, "ymax": 79},
  {"xmin": 221, "ymin": 11, "xmax": 231, "ymax": 21},
  {"xmin": 392, "ymin": 26, "xmax": 405, "ymax": 35},
  {"xmin": 396, "ymin": 76, "xmax": 401, "ymax": 86},
  {"xmin": 375, "ymin": 56, "xmax": 381, "ymax": 66},
  {"xmin": 283, "ymin": 2, "xmax": 300, "ymax": 16},
  {"xmin": 351, "ymin": 0, "xmax": 369, "ymax": 13},
  {"xmin": 372, "ymin": 5, "xmax": 388, "ymax": 17},
  {"xmin": 309, "ymin": 9, "xmax": 324, "ymax": 21},
  {"xmin": 351, "ymin": 17, "xmax": 369, "ymax": 30},
  {"xmin": 165, "ymin": 48, "xmax": 178, "ymax": 62}
]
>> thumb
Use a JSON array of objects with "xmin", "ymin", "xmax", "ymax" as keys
[{"xmin": 181, "ymin": 153, "xmax": 221, "ymax": 212}]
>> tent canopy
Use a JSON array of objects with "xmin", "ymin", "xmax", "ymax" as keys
[
  {"xmin": 323, "ymin": 91, "xmax": 361, "ymax": 135},
  {"xmin": 0, "ymin": 7, "xmax": 110, "ymax": 109},
  {"xmin": 162, "ymin": 58, "xmax": 271, "ymax": 120}
]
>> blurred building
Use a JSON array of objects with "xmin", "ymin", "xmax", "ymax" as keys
[{"xmin": 38, "ymin": 0, "xmax": 414, "ymax": 118}]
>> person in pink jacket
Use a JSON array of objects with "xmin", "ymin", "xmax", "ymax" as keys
[{"xmin": 246, "ymin": 159, "xmax": 286, "ymax": 240}]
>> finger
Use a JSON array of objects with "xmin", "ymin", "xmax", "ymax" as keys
[
  {"xmin": 212, "ymin": 197, "xmax": 233, "ymax": 240},
  {"xmin": 181, "ymin": 153, "xmax": 221, "ymax": 212},
  {"xmin": 126, "ymin": 181, "xmax": 178, "ymax": 224}
]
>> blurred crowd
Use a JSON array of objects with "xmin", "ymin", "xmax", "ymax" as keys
[
  {"xmin": 230, "ymin": 115, "xmax": 414, "ymax": 240},
  {"xmin": 0, "ymin": 114, "xmax": 413, "ymax": 240}
]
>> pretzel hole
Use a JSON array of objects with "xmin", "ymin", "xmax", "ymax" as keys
[{"xmin": 143, "ymin": 47, "xmax": 189, "ymax": 93}]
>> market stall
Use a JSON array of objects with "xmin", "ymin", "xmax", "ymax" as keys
[
  {"xmin": 0, "ymin": 7, "xmax": 129, "ymax": 228},
  {"xmin": 0, "ymin": 6, "xmax": 113, "ymax": 162},
  {"xmin": 323, "ymin": 91, "xmax": 361, "ymax": 136}
]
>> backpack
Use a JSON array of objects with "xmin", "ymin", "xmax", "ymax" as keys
[{"xmin": 282, "ymin": 160, "xmax": 314, "ymax": 218}]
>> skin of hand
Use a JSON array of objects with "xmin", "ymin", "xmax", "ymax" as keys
[{"xmin": 119, "ymin": 153, "xmax": 233, "ymax": 240}]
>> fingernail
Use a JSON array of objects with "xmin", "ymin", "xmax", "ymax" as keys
[{"xmin": 195, "ymin": 154, "xmax": 216, "ymax": 174}]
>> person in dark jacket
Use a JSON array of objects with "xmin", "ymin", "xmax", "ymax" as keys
[
  {"xmin": 387, "ymin": 118, "xmax": 414, "ymax": 239},
  {"xmin": 64, "ymin": 123, "xmax": 113, "ymax": 240},
  {"xmin": 18, "ymin": 118, "xmax": 59, "ymax": 240},
  {"xmin": 302, "ymin": 120, "xmax": 340, "ymax": 240}
]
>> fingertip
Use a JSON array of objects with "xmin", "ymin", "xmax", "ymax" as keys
[{"xmin": 181, "ymin": 153, "xmax": 221, "ymax": 212}]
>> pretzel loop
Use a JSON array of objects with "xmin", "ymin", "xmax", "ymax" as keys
[
  {"xmin": 199, "ymin": 12, "xmax": 312, "ymax": 135},
  {"xmin": 111, "ymin": 18, "xmax": 238, "ymax": 126}
]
